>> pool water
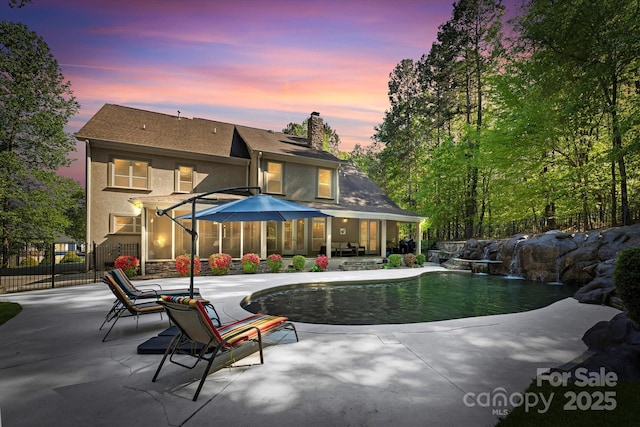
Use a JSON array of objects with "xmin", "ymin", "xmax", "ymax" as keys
[{"xmin": 241, "ymin": 272, "xmax": 578, "ymax": 325}]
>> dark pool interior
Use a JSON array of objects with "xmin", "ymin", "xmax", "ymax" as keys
[{"xmin": 241, "ymin": 272, "xmax": 579, "ymax": 325}]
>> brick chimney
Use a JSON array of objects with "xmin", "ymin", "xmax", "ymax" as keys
[{"xmin": 307, "ymin": 111, "xmax": 323, "ymax": 150}]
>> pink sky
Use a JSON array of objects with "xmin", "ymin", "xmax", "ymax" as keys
[{"xmin": 4, "ymin": 0, "xmax": 517, "ymax": 185}]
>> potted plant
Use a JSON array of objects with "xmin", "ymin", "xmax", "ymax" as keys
[
  {"xmin": 208, "ymin": 253, "xmax": 233, "ymax": 275},
  {"xmin": 292, "ymin": 255, "xmax": 306, "ymax": 271},
  {"xmin": 175, "ymin": 254, "xmax": 202, "ymax": 276},
  {"xmin": 114, "ymin": 255, "xmax": 139, "ymax": 278},
  {"xmin": 241, "ymin": 253, "xmax": 260, "ymax": 273},
  {"xmin": 267, "ymin": 254, "xmax": 283, "ymax": 273}
]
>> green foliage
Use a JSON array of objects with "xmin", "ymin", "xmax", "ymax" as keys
[
  {"xmin": 292, "ymin": 255, "xmax": 306, "ymax": 271},
  {"xmin": 20, "ymin": 256, "xmax": 38, "ymax": 266},
  {"xmin": 415, "ymin": 253, "xmax": 426, "ymax": 265},
  {"xmin": 309, "ymin": 264, "xmax": 321, "ymax": 272},
  {"xmin": 354, "ymin": 0, "xmax": 640, "ymax": 240},
  {"xmin": 0, "ymin": 301, "xmax": 22, "ymax": 325},
  {"xmin": 613, "ymin": 246, "xmax": 640, "ymax": 326},
  {"xmin": 388, "ymin": 254, "xmax": 403, "ymax": 268},
  {"xmin": 1, "ymin": 21, "xmax": 80, "ymax": 267},
  {"xmin": 60, "ymin": 250, "xmax": 82, "ymax": 263}
]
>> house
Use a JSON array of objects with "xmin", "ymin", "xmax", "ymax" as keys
[{"xmin": 75, "ymin": 104, "xmax": 423, "ymax": 274}]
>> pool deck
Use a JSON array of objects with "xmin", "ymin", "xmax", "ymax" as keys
[{"xmin": 0, "ymin": 264, "xmax": 621, "ymax": 426}]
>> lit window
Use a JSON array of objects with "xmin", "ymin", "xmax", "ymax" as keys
[
  {"xmin": 176, "ymin": 166, "xmax": 194, "ymax": 193},
  {"xmin": 317, "ymin": 168, "xmax": 332, "ymax": 198},
  {"xmin": 111, "ymin": 215, "xmax": 141, "ymax": 234},
  {"xmin": 111, "ymin": 159, "xmax": 148, "ymax": 189},
  {"xmin": 266, "ymin": 161, "xmax": 283, "ymax": 194}
]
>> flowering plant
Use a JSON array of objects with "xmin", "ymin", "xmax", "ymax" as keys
[
  {"xmin": 292, "ymin": 255, "xmax": 306, "ymax": 271},
  {"xmin": 241, "ymin": 253, "xmax": 260, "ymax": 273},
  {"xmin": 267, "ymin": 253, "xmax": 283, "ymax": 273},
  {"xmin": 208, "ymin": 253, "xmax": 233, "ymax": 275},
  {"xmin": 175, "ymin": 254, "xmax": 202, "ymax": 276},
  {"xmin": 114, "ymin": 255, "xmax": 139, "ymax": 278},
  {"xmin": 315, "ymin": 255, "xmax": 329, "ymax": 271}
]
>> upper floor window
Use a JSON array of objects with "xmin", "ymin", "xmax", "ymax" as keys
[
  {"xmin": 317, "ymin": 168, "xmax": 332, "ymax": 198},
  {"xmin": 176, "ymin": 165, "xmax": 194, "ymax": 193},
  {"xmin": 110, "ymin": 214, "xmax": 141, "ymax": 234},
  {"xmin": 266, "ymin": 161, "xmax": 283, "ymax": 194},
  {"xmin": 111, "ymin": 158, "xmax": 148, "ymax": 189}
]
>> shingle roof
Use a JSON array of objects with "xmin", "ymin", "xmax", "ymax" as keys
[
  {"xmin": 235, "ymin": 125, "xmax": 339, "ymax": 162},
  {"xmin": 76, "ymin": 104, "xmax": 236, "ymax": 157},
  {"xmin": 75, "ymin": 104, "xmax": 338, "ymax": 163}
]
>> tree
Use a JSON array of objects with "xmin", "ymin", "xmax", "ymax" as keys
[
  {"xmin": 282, "ymin": 118, "xmax": 341, "ymax": 154},
  {"xmin": 516, "ymin": 0, "xmax": 640, "ymax": 225},
  {"xmin": 1, "ymin": 21, "xmax": 80, "ymax": 266},
  {"xmin": 373, "ymin": 59, "xmax": 429, "ymax": 208}
]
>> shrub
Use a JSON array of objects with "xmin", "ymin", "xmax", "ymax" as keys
[
  {"xmin": 175, "ymin": 254, "xmax": 202, "ymax": 276},
  {"xmin": 241, "ymin": 253, "xmax": 260, "ymax": 273},
  {"xmin": 20, "ymin": 256, "xmax": 39, "ymax": 267},
  {"xmin": 404, "ymin": 253, "xmax": 416, "ymax": 267},
  {"xmin": 114, "ymin": 255, "xmax": 139, "ymax": 277},
  {"xmin": 292, "ymin": 255, "xmax": 306, "ymax": 271},
  {"xmin": 309, "ymin": 264, "xmax": 321, "ymax": 272},
  {"xmin": 315, "ymin": 255, "xmax": 329, "ymax": 271},
  {"xmin": 267, "ymin": 254, "xmax": 283, "ymax": 273},
  {"xmin": 415, "ymin": 253, "xmax": 426, "ymax": 266},
  {"xmin": 60, "ymin": 251, "xmax": 82, "ymax": 263},
  {"xmin": 388, "ymin": 254, "xmax": 403, "ymax": 268},
  {"xmin": 208, "ymin": 253, "xmax": 232, "ymax": 275},
  {"xmin": 613, "ymin": 246, "xmax": 640, "ymax": 327}
]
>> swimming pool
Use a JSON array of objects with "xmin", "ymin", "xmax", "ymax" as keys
[{"xmin": 241, "ymin": 272, "xmax": 578, "ymax": 325}]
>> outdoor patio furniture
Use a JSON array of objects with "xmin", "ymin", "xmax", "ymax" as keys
[
  {"xmin": 152, "ymin": 295, "xmax": 299, "ymax": 401},
  {"xmin": 100, "ymin": 273, "xmax": 168, "ymax": 342},
  {"xmin": 107, "ymin": 268, "xmax": 201, "ymax": 300}
]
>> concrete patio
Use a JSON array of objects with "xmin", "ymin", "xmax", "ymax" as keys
[{"xmin": 0, "ymin": 265, "xmax": 620, "ymax": 426}]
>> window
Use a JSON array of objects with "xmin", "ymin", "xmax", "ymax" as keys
[
  {"xmin": 176, "ymin": 166, "xmax": 194, "ymax": 193},
  {"xmin": 111, "ymin": 158, "xmax": 148, "ymax": 189},
  {"xmin": 317, "ymin": 168, "xmax": 332, "ymax": 198},
  {"xmin": 111, "ymin": 214, "xmax": 141, "ymax": 234},
  {"xmin": 266, "ymin": 161, "xmax": 283, "ymax": 194}
]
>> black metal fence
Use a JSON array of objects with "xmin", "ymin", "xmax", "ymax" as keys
[{"xmin": 0, "ymin": 242, "xmax": 140, "ymax": 294}]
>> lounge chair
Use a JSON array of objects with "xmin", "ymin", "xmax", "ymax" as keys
[
  {"xmin": 101, "ymin": 269, "xmax": 210, "ymax": 335},
  {"xmin": 107, "ymin": 268, "xmax": 201, "ymax": 300},
  {"xmin": 100, "ymin": 274, "xmax": 168, "ymax": 342},
  {"xmin": 152, "ymin": 295, "xmax": 298, "ymax": 401}
]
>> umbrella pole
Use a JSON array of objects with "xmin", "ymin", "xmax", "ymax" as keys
[{"xmin": 190, "ymin": 199, "xmax": 196, "ymax": 298}]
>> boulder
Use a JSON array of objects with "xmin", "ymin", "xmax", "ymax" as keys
[{"xmin": 455, "ymin": 223, "xmax": 640, "ymax": 307}]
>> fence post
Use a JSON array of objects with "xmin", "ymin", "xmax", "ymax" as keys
[{"xmin": 50, "ymin": 242, "xmax": 55, "ymax": 288}]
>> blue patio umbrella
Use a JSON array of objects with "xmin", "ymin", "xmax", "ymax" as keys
[
  {"xmin": 158, "ymin": 187, "xmax": 331, "ymax": 297},
  {"xmin": 177, "ymin": 193, "xmax": 330, "ymax": 222}
]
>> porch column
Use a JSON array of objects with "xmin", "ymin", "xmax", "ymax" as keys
[
  {"xmin": 260, "ymin": 221, "xmax": 267, "ymax": 259},
  {"xmin": 326, "ymin": 216, "xmax": 332, "ymax": 258},
  {"xmin": 416, "ymin": 221, "xmax": 421, "ymax": 255},
  {"xmin": 381, "ymin": 219, "xmax": 387, "ymax": 257}
]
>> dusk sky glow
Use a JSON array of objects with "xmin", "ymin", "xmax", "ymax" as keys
[{"xmin": 4, "ymin": 0, "xmax": 517, "ymax": 185}]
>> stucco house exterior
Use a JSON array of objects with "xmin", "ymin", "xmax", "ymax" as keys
[{"xmin": 76, "ymin": 104, "xmax": 423, "ymax": 274}]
